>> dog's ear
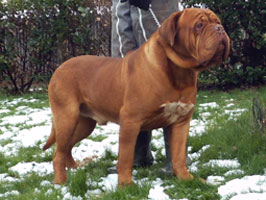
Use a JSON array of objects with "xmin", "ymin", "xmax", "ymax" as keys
[{"xmin": 158, "ymin": 11, "xmax": 183, "ymax": 47}]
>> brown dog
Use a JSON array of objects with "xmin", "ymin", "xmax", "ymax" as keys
[{"xmin": 43, "ymin": 8, "xmax": 230, "ymax": 185}]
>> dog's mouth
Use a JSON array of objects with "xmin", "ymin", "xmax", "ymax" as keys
[
  {"xmin": 195, "ymin": 34, "xmax": 230, "ymax": 71},
  {"xmin": 218, "ymin": 36, "xmax": 229, "ymax": 61}
]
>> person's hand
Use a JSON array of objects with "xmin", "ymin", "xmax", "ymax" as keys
[{"xmin": 120, "ymin": 0, "xmax": 151, "ymax": 11}]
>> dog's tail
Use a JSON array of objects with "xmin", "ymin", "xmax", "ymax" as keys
[{"xmin": 43, "ymin": 124, "xmax": 56, "ymax": 151}]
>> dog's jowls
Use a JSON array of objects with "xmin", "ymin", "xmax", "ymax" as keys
[{"xmin": 43, "ymin": 8, "xmax": 230, "ymax": 185}]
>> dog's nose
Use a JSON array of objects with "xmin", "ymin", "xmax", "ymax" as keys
[{"xmin": 214, "ymin": 24, "xmax": 225, "ymax": 33}]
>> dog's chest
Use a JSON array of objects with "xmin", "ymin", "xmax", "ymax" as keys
[{"xmin": 160, "ymin": 101, "xmax": 194, "ymax": 125}]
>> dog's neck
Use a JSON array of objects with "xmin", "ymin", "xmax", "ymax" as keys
[
  {"xmin": 157, "ymin": 36, "xmax": 200, "ymax": 69},
  {"xmin": 166, "ymin": 60, "xmax": 198, "ymax": 90},
  {"xmin": 147, "ymin": 36, "xmax": 197, "ymax": 90}
]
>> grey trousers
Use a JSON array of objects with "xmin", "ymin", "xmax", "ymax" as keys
[{"xmin": 111, "ymin": 0, "xmax": 179, "ymax": 58}]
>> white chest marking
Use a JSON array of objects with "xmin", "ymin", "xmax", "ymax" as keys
[{"xmin": 161, "ymin": 101, "xmax": 194, "ymax": 124}]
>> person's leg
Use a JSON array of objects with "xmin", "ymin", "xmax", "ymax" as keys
[
  {"xmin": 130, "ymin": 0, "xmax": 179, "ymax": 46},
  {"xmin": 111, "ymin": 0, "xmax": 137, "ymax": 58},
  {"xmin": 133, "ymin": 130, "xmax": 154, "ymax": 167},
  {"xmin": 161, "ymin": 127, "xmax": 172, "ymax": 174}
]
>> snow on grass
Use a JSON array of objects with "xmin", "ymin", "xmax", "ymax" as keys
[
  {"xmin": 189, "ymin": 119, "xmax": 207, "ymax": 137},
  {"xmin": 218, "ymin": 175, "xmax": 266, "ymax": 200},
  {"xmin": 199, "ymin": 102, "xmax": 219, "ymax": 109},
  {"xmin": 206, "ymin": 176, "xmax": 225, "ymax": 186},
  {"xmin": 0, "ymin": 173, "xmax": 20, "ymax": 182},
  {"xmin": 148, "ymin": 178, "xmax": 170, "ymax": 200},
  {"xmin": 204, "ymin": 159, "xmax": 241, "ymax": 169},
  {"xmin": 0, "ymin": 97, "xmax": 265, "ymax": 199},
  {"xmin": 99, "ymin": 173, "xmax": 118, "ymax": 191},
  {"xmin": 10, "ymin": 161, "xmax": 53, "ymax": 176},
  {"xmin": 0, "ymin": 190, "xmax": 20, "ymax": 199},
  {"xmin": 224, "ymin": 169, "xmax": 244, "ymax": 177}
]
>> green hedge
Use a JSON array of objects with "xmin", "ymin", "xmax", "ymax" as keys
[
  {"xmin": 0, "ymin": 0, "xmax": 111, "ymax": 93},
  {"xmin": 1, "ymin": 0, "xmax": 265, "ymax": 93},
  {"xmin": 183, "ymin": 0, "xmax": 266, "ymax": 89}
]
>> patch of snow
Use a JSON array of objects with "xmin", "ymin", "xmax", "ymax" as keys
[
  {"xmin": 148, "ymin": 178, "xmax": 170, "ymax": 200},
  {"xmin": 225, "ymin": 99, "xmax": 235, "ymax": 102},
  {"xmin": 10, "ymin": 162, "xmax": 53, "ymax": 176},
  {"xmin": 204, "ymin": 159, "xmax": 240, "ymax": 169},
  {"xmin": 0, "ymin": 131, "xmax": 13, "ymax": 140},
  {"xmin": 45, "ymin": 189, "xmax": 53, "ymax": 196},
  {"xmin": 189, "ymin": 145, "xmax": 211, "ymax": 160},
  {"xmin": 225, "ymin": 103, "xmax": 235, "ymax": 108},
  {"xmin": 189, "ymin": 119, "xmax": 207, "ymax": 137},
  {"xmin": 0, "ymin": 141, "xmax": 22, "ymax": 156},
  {"xmin": 151, "ymin": 129, "xmax": 165, "ymax": 150},
  {"xmin": 224, "ymin": 109, "xmax": 248, "ymax": 118},
  {"xmin": 206, "ymin": 176, "xmax": 225, "ymax": 185},
  {"xmin": 85, "ymin": 188, "xmax": 102, "ymax": 196},
  {"xmin": 1, "ymin": 115, "xmax": 29, "ymax": 125},
  {"xmin": 12, "ymin": 125, "xmax": 51, "ymax": 148},
  {"xmin": 0, "ymin": 190, "xmax": 20, "ymax": 198},
  {"xmin": 63, "ymin": 192, "xmax": 82, "ymax": 200},
  {"xmin": 0, "ymin": 173, "xmax": 20, "ymax": 182},
  {"xmin": 218, "ymin": 175, "xmax": 266, "ymax": 200},
  {"xmin": 0, "ymin": 109, "xmax": 10, "ymax": 114},
  {"xmin": 40, "ymin": 180, "xmax": 52, "ymax": 187},
  {"xmin": 99, "ymin": 173, "xmax": 118, "ymax": 191},
  {"xmin": 188, "ymin": 161, "xmax": 199, "ymax": 173},
  {"xmin": 199, "ymin": 102, "xmax": 218, "ymax": 109},
  {"xmin": 201, "ymin": 112, "xmax": 211, "ymax": 118},
  {"xmin": 224, "ymin": 169, "xmax": 245, "ymax": 177},
  {"xmin": 230, "ymin": 193, "xmax": 266, "ymax": 200}
]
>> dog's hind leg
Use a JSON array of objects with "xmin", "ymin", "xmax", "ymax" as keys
[
  {"xmin": 67, "ymin": 116, "xmax": 96, "ymax": 168},
  {"xmin": 52, "ymin": 107, "xmax": 79, "ymax": 184}
]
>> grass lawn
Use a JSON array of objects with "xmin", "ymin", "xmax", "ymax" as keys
[{"xmin": 0, "ymin": 87, "xmax": 266, "ymax": 200}]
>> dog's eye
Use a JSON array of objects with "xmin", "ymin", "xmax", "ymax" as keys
[{"xmin": 195, "ymin": 22, "xmax": 203, "ymax": 30}]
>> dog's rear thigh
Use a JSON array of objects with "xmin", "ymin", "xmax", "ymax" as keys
[
  {"xmin": 53, "ymin": 110, "xmax": 79, "ymax": 184},
  {"xmin": 70, "ymin": 116, "xmax": 96, "ymax": 148}
]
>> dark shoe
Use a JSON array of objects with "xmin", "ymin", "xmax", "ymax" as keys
[
  {"xmin": 160, "ymin": 156, "xmax": 192, "ymax": 176},
  {"xmin": 160, "ymin": 159, "xmax": 173, "ymax": 175},
  {"xmin": 107, "ymin": 166, "xmax": 117, "ymax": 174}
]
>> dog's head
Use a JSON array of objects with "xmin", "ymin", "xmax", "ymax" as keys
[{"xmin": 159, "ymin": 8, "xmax": 230, "ymax": 71}]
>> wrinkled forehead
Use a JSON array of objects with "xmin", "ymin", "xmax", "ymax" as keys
[{"xmin": 181, "ymin": 8, "xmax": 221, "ymax": 24}]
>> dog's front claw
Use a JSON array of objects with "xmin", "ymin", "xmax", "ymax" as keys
[
  {"xmin": 118, "ymin": 179, "xmax": 133, "ymax": 188},
  {"xmin": 118, "ymin": 170, "xmax": 133, "ymax": 187},
  {"xmin": 174, "ymin": 167, "xmax": 194, "ymax": 180},
  {"xmin": 175, "ymin": 169, "xmax": 205, "ymax": 183},
  {"xmin": 53, "ymin": 163, "xmax": 67, "ymax": 184}
]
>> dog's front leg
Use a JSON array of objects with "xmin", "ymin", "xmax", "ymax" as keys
[
  {"xmin": 168, "ymin": 120, "xmax": 193, "ymax": 180},
  {"xmin": 117, "ymin": 115, "xmax": 141, "ymax": 186}
]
